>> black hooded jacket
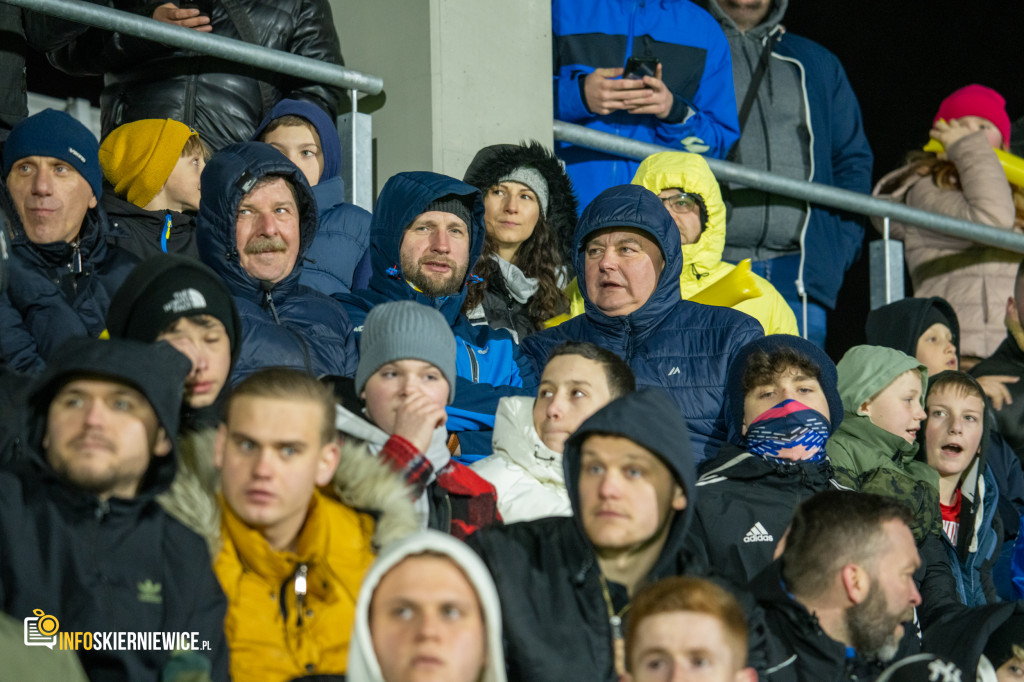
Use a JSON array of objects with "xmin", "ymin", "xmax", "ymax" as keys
[
  {"xmin": 101, "ymin": 191, "xmax": 199, "ymax": 261},
  {"xmin": 687, "ymin": 334, "xmax": 848, "ymax": 586},
  {"xmin": 467, "ymin": 389, "xmax": 701, "ymax": 682},
  {"xmin": 0, "ymin": 338, "xmax": 229, "ymax": 682}
]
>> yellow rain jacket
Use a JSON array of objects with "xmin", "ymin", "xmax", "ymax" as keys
[
  {"xmin": 561, "ymin": 152, "xmax": 797, "ymax": 335},
  {"xmin": 214, "ymin": 491, "xmax": 376, "ymax": 681}
]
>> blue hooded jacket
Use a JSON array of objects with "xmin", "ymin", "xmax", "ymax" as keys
[
  {"xmin": 252, "ymin": 99, "xmax": 372, "ymax": 296},
  {"xmin": 336, "ymin": 172, "xmax": 536, "ymax": 460},
  {"xmin": 197, "ymin": 142, "xmax": 357, "ymax": 383},
  {"xmin": 520, "ymin": 184, "xmax": 763, "ymax": 463}
]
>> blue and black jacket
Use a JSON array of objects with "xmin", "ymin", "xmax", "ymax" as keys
[
  {"xmin": 197, "ymin": 141, "xmax": 357, "ymax": 383},
  {"xmin": 336, "ymin": 171, "xmax": 536, "ymax": 460}
]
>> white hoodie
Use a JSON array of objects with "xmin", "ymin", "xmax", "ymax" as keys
[
  {"xmin": 346, "ymin": 530, "xmax": 507, "ymax": 682},
  {"xmin": 471, "ymin": 396, "xmax": 571, "ymax": 523}
]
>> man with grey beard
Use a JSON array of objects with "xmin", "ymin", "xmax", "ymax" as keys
[
  {"xmin": 196, "ymin": 141, "xmax": 356, "ymax": 382},
  {"xmin": 750, "ymin": 491, "xmax": 922, "ymax": 680}
]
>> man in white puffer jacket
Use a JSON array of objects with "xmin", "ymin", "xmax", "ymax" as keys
[{"xmin": 473, "ymin": 341, "xmax": 635, "ymax": 523}]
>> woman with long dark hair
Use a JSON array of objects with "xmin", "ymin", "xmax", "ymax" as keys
[{"xmin": 462, "ymin": 141, "xmax": 578, "ymax": 342}]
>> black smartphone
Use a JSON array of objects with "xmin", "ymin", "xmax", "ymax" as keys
[
  {"xmin": 623, "ymin": 56, "xmax": 659, "ymax": 80},
  {"xmin": 178, "ymin": 0, "xmax": 212, "ymax": 17}
]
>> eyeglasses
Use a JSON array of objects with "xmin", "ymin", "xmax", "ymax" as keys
[{"xmin": 660, "ymin": 193, "xmax": 701, "ymax": 215}]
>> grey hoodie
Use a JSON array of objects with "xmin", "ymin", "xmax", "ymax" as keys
[
  {"xmin": 347, "ymin": 530, "xmax": 507, "ymax": 682},
  {"xmin": 698, "ymin": 0, "xmax": 811, "ymax": 261}
]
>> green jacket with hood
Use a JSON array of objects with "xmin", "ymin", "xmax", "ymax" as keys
[{"xmin": 826, "ymin": 345, "xmax": 941, "ymax": 541}]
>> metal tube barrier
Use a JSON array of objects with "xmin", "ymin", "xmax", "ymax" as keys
[
  {"xmin": 554, "ymin": 120, "xmax": 1024, "ymax": 254},
  {"xmin": 2, "ymin": 0, "xmax": 383, "ymax": 95}
]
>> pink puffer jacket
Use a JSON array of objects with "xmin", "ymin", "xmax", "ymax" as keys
[{"xmin": 871, "ymin": 131, "xmax": 1021, "ymax": 358}]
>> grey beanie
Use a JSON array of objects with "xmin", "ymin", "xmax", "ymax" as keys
[
  {"xmin": 355, "ymin": 300, "xmax": 457, "ymax": 404},
  {"xmin": 499, "ymin": 166, "xmax": 549, "ymax": 216}
]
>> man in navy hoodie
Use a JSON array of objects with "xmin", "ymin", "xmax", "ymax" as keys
[
  {"xmin": 252, "ymin": 98, "xmax": 372, "ymax": 296},
  {"xmin": 520, "ymin": 183, "xmax": 763, "ymax": 464},
  {"xmin": 197, "ymin": 141, "xmax": 357, "ymax": 383},
  {"xmin": 337, "ymin": 171, "xmax": 536, "ymax": 460}
]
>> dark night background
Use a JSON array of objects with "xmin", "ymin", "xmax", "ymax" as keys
[{"xmin": 25, "ymin": 0, "xmax": 1024, "ymax": 360}]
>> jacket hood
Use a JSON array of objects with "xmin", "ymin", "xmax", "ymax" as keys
[
  {"xmin": 463, "ymin": 140, "xmax": 579, "ymax": 261},
  {"xmin": 490, "ymin": 395, "xmax": 564, "ymax": 484},
  {"xmin": 251, "ymin": 98, "xmax": 342, "ymax": 181},
  {"xmin": 631, "ymin": 152, "xmax": 726, "ymax": 284},
  {"xmin": 563, "ymin": 389, "xmax": 696, "ymax": 568},
  {"xmin": 723, "ymin": 334, "xmax": 843, "ymax": 445},
  {"xmin": 363, "ymin": 171, "xmax": 485, "ymax": 321},
  {"xmin": 837, "ymin": 345, "xmax": 928, "ymax": 414},
  {"xmin": 865, "ymin": 296, "xmax": 960, "ymax": 358},
  {"xmin": 699, "ymin": 0, "xmax": 788, "ymax": 36},
  {"xmin": 27, "ymin": 337, "xmax": 191, "ymax": 498},
  {"xmin": 347, "ymin": 529, "xmax": 507, "ymax": 682},
  {"xmin": 196, "ymin": 142, "xmax": 318, "ymax": 296},
  {"xmin": 573, "ymin": 184, "xmax": 684, "ymax": 329}
]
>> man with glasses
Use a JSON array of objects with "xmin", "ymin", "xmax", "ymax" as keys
[{"xmin": 633, "ymin": 151, "xmax": 797, "ymax": 335}]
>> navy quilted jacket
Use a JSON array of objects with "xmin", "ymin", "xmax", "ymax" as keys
[
  {"xmin": 520, "ymin": 184, "xmax": 763, "ymax": 463},
  {"xmin": 197, "ymin": 142, "xmax": 356, "ymax": 383}
]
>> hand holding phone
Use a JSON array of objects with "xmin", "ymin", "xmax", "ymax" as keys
[{"xmin": 623, "ymin": 56, "xmax": 659, "ymax": 81}]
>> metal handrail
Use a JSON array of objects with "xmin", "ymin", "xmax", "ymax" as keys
[
  {"xmin": 554, "ymin": 120, "xmax": 1024, "ymax": 254},
  {"xmin": 2, "ymin": 0, "xmax": 383, "ymax": 96}
]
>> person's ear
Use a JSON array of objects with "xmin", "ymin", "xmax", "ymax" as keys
[
  {"xmin": 88, "ymin": 194, "xmax": 98, "ymax": 210},
  {"xmin": 735, "ymin": 667, "xmax": 759, "ymax": 682},
  {"xmin": 314, "ymin": 441, "xmax": 341, "ymax": 487},
  {"xmin": 672, "ymin": 486, "xmax": 687, "ymax": 511},
  {"xmin": 153, "ymin": 428, "xmax": 172, "ymax": 458},
  {"xmin": 1007, "ymin": 297, "xmax": 1019, "ymax": 324},
  {"xmin": 213, "ymin": 423, "xmax": 227, "ymax": 470},
  {"xmin": 840, "ymin": 563, "xmax": 870, "ymax": 604}
]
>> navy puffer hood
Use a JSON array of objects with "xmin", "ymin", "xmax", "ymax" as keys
[
  {"xmin": 723, "ymin": 334, "xmax": 843, "ymax": 445},
  {"xmin": 360, "ymin": 171, "xmax": 485, "ymax": 324},
  {"xmin": 251, "ymin": 98, "xmax": 341, "ymax": 181},
  {"xmin": 563, "ymin": 388, "xmax": 696, "ymax": 568},
  {"xmin": 573, "ymin": 184, "xmax": 684, "ymax": 338},
  {"xmin": 196, "ymin": 142, "xmax": 318, "ymax": 298}
]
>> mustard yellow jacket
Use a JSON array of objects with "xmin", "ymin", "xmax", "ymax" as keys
[
  {"xmin": 215, "ymin": 491, "xmax": 376, "ymax": 682},
  {"xmin": 564, "ymin": 152, "xmax": 797, "ymax": 335}
]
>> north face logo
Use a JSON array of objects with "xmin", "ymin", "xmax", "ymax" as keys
[
  {"xmin": 162, "ymin": 288, "xmax": 207, "ymax": 314},
  {"xmin": 743, "ymin": 522, "xmax": 774, "ymax": 543}
]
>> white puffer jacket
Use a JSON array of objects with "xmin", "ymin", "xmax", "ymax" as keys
[{"xmin": 471, "ymin": 396, "xmax": 571, "ymax": 523}]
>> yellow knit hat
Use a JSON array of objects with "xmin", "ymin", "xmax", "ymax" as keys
[{"xmin": 99, "ymin": 119, "xmax": 197, "ymax": 208}]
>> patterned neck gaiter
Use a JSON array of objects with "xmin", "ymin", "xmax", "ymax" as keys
[{"xmin": 745, "ymin": 399, "xmax": 830, "ymax": 463}]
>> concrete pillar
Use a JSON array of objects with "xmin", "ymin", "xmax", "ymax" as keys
[{"xmin": 330, "ymin": 0, "xmax": 553, "ymax": 198}]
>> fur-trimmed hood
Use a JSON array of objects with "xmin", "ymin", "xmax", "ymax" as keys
[
  {"xmin": 463, "ymin": 140, "xmax": 579, "ymax": 261},
  {"xmin": 158, "ymin": 432, "xmax": 420, "ymax": 555}
]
